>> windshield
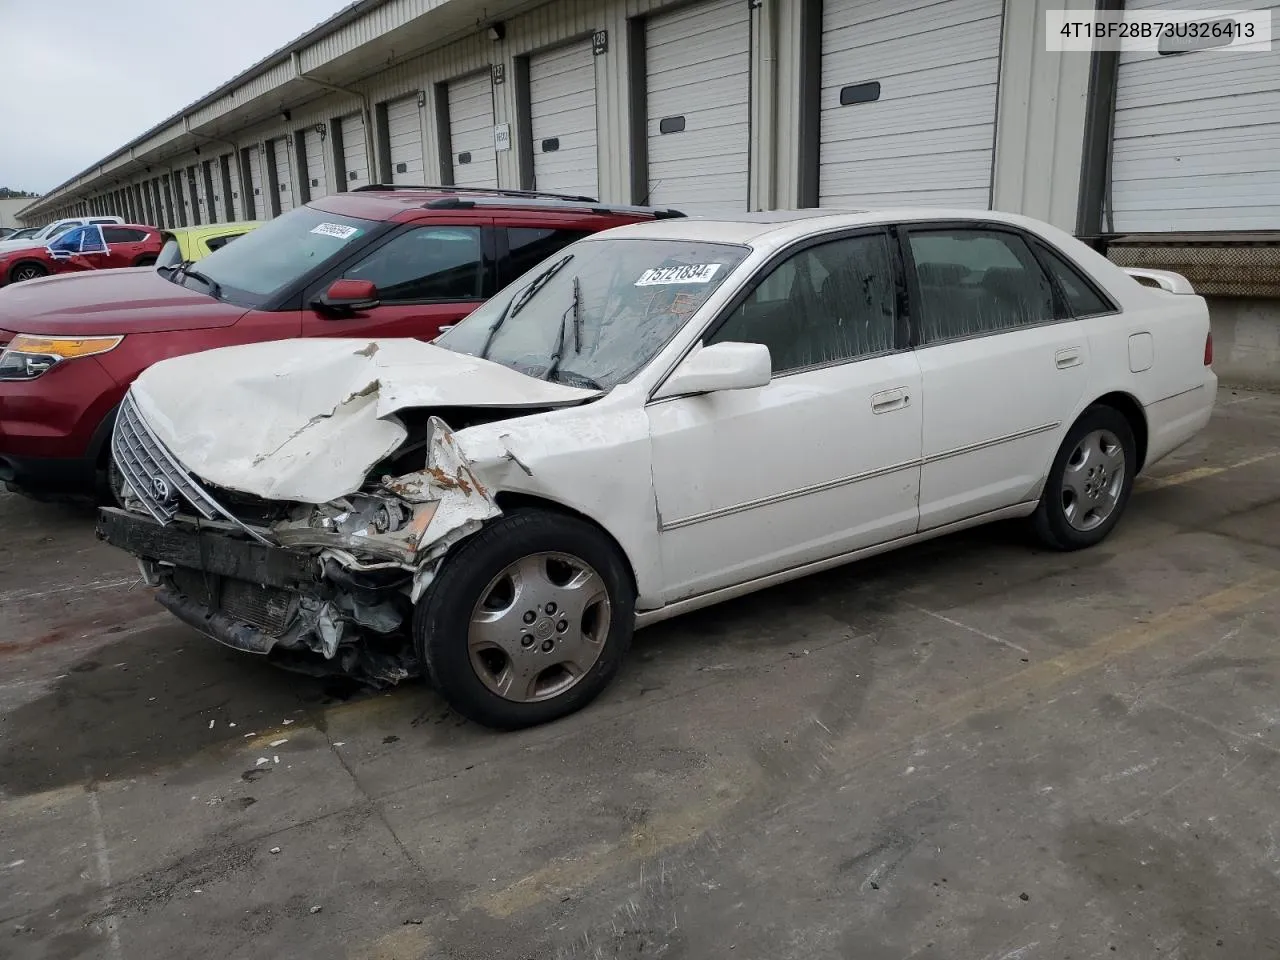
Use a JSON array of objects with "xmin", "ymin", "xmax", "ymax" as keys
[
  {"xmin": 33, "ymin": 221, "xmax": 78, "ymax": 242},
  {"xmin": 178, "ymin": 206, "xmax": 378, "ymax": 306},
  {"xmin": 437, "ymin": 237, "xmax": 750, "ymax": 391}
]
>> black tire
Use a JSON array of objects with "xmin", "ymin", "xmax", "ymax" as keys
[
  {"xmin": 1032, "ymin": 404, "xmax": 1137, "ymax": 551},
  {"xmin": 9, "ymin": 262, "xmax": 47, "ymax": 283},
  {"xmin": 415, "ymin": 509, "xmax": 635, "ymax": 730}
]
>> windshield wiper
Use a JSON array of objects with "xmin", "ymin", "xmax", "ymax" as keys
[
  {"xmin": 544, "ymin": 276, "xmax": 584, "ymax": 386},
  {"xmin": 478, "ymin": 254, "xmax": 574, "ymax": 359},
  {"xmin": 181, "ymin": 267, "xmax": 222, "ymax": 299}
]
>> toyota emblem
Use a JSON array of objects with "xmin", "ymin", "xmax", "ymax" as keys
[{"xmin": 151, "ymin": 475, "xmax": 173, "ymax": 503}]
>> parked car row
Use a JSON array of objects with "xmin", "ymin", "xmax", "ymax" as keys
[{"xmin": 0, "ymin": 186, "xmax": 1217, "ymax": 731}]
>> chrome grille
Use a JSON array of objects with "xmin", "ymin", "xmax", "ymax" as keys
[{"xmin": 111, "ymin": 392, "xmax": 269, "ymax": 543}]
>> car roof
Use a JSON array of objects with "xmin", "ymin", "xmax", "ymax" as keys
[
  {"xmin": 308, "ymin": 185, "xmax": 684, "ymax": 222},
  {"xmin": 591, "ymin": 208, "xmax": 1052, "ymax": 246},
  {"xmin": 168, "ymin": 221, "xmax": 261, "ymax": 236}
]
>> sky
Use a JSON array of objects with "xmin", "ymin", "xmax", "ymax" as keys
[{"xmin": 0, "ymin": 0, "xmax": 354, "ymax": 194}]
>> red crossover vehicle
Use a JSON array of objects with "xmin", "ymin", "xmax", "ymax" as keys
[
  {"xmin": 0, "ymin": 223, "xmax": 163, "ymax": 286},
  {"xmin": 0, "ymin": 187, "xmax": 683, "ymax": 500}
]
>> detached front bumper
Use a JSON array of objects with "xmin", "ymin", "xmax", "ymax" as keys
[{"xmin": 96, "ymin": 507, "xmax": 419, "ymax": 684}]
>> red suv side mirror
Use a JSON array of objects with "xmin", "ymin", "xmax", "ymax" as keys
[{"xmin": 314, "ymin": 278, "xmax": 380, "ymax": 315}]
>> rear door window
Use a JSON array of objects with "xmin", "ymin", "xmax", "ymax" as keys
[
  {"xmin": 905, "ymin": 228, "xmax": 1057, "ymax": 345},
  {"xmin": 506, "ymin": 227, "xmax": 592, "ymax": 282},
  {"xmin": 103, "ymin": 227, "xmax": 149, "ymax": 243}
]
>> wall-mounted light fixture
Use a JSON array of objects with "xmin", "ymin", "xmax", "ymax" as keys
[
  {"xmin": 488, "ymin": 21, "xmax": 505, "ymax": 41},
  {"xmin": 314, "ymin": 123, "xmax": 327, "ymax": 139},
  {"xmin": 282, "ymin": 108, "xmax": 292, "ymax": 122},
  {"xmin": 416, "ymin": 89, "xmax": 427, "ymax": 108}
]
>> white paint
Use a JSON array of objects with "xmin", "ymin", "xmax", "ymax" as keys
[
  {"xmin": 904, "ymin": 603, "xmax": 1030, "ymax": 655},
  {"xmin": 86, "ymin": 785, "xmax": 123, "ymax": 960},
  {"xmin": 528, "ymin": 38, "xmax": 598, "ymax": 197},
  {"xmin": 245, "ymin": 145, "xmax": 266, "ymax": 219},
  {"xmin": 125, "ymin": 209, "xmax": 1216, "ymax": 624}
]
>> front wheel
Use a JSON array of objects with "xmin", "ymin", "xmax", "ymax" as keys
[
  {"xmin": 415, "ymin": 509, "xmax": 635, "ymax": 729},
  {"xmin": 9, "ymin": 262, "xmax": 47, "ymax": 283},
  {"xmin": 1032, "ymin": 405, "xmax": 1137, "ymax": 551}
]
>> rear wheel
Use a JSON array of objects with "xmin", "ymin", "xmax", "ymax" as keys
[
  {"xmin": 415, "ymin": 509, "xmax": 634, "ymax": 729},
  {"xmin": 9, "ymin": 262, "xmax": 47, "ymax": 283},
  {"xmin": 1032, "ymin": 405, "xmax": 1137, "ymax": 551}
]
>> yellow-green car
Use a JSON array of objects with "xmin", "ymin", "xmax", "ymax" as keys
[{"xmin": 156, "ymin": 221, "xmax": 263, "ymax": 266}]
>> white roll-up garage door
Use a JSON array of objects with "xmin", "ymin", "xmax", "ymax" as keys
[
  {"xmin": 271, "ymin": 137, "xmax": 294, "ymax": 213},
  {"xmin": 645, "ymin": 0, "xmax": 751, "ymax": 215},
  {"xmin": 386, "ymin": 96, "xmax": 425, "ymax": 184},
  {"xmin": 206, "ymin": 159, "xmax": 225, "ymax": 223},
  {"xmin": 190, "ymin": 166, "xmax": 207, "ymax": 225},
  {"xmin": 1109, "ymin": 0, "xmax": 1280, "ymax": 231},
  {"xmin": 341, "ymin": 114, "xmax": 370, "ymax": 190},
  {"xmin": 227, "ymin": 156, "xmax": 243, "ymax": 220},
  {"xmin": 303, "ymin": 128, "xmax": 329, "ymax": 201},
  {"xmin": 246, "ymin": 146, "xmax": 266, "ymax": 219},
  {"xmin": 528, "ymin": 39, "xmax": 599, "ymax": 198},
  {"xmin": 447, "ymin": 71, "xmax": 499, "ymax": 189},
  {"xmin": 819, "ymin": 0, "xmax": 1003, "ymax": 209}
]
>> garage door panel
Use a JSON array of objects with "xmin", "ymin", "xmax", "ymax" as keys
[
  {"xmin": 819, "ymin": 0, "xmax": 1002, "ymax": 209},
  {"xmin": 304, "ymin": 128, "xmax": 328, "ymax": 200},
  {"xmin": 386, "ymin": 96, "xmax": 424, "ymax": 184},
  {"xmin": 448, "ymin": 72, "xmax": 498, "ymax": 189},
  {"xmin": 644, "ymin": 0, "xmax": 750, "ymax": 215},
  {"xmin": 825, "ymin": 0, "xmax": 1000, "ymax": 47},
  {"xmin": 821, "ymin": 124, "xmax": 994, "ymax": 164},
  {"xmin": 272, "ymin": 138, "xmax": 294, "ymax": 213},
  {"xmin": 341, "ymin": 116, "xmax": 370, "ymax": 190},
  {"xmin": 529, "ymin": 39, "xmax": 597, "ymax": 196},
  {"xmin": 1110, "ymin": 6, "xmax": 1280, "ymax": 232}
]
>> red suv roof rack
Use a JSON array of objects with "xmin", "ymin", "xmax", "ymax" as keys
[{"xmin": 351, "ymin": 183, "xmax": 599, "ymax": 203}]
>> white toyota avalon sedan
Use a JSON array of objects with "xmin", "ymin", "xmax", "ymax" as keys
[{"xmin": 98, "ymin": 209, "xmax": 1216, "ymax": 729}]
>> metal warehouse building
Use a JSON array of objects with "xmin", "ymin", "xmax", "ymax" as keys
[{"xmin": 18, "ymin": 0, "xmax": 1280, "ymax": 303}]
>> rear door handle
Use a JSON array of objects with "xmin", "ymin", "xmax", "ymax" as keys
[
  {"xmin": 871, "ymin": 387, "xmax": 910, "ymax": 414},
  {"xmin": 1055, "ymin": 347, "xmax": 1083, "ymax": 369}
]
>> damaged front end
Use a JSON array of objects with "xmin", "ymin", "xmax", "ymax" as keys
[{"xmin": 99, "ymin": 393, "xmax": 499, "ymax": 687}]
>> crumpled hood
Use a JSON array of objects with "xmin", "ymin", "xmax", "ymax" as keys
[{"xmin": 130, "ymin": 337, "xmax": 598, "ymax": 503}]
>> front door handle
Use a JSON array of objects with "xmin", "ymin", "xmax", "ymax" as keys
[
  {"xmin": 871, "ymin": 387, "xmax": 910, "ymax": 414},
  {"xmin": 1055, "ymin": 347, "xmax": 1083, "ymax": 369}
]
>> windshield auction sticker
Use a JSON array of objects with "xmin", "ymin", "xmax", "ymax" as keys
[
  {"xmin": 635, "ymin": 264, "xmax": 722, "ymax": 286},
  {"xmin": 311, "ymin": 222, "xmax": 361, "ymax": 240}
]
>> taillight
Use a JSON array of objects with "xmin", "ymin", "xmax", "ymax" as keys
[{"xmin": 1204, "ymin": 331, "xmax": 1214, "ymax": 366}]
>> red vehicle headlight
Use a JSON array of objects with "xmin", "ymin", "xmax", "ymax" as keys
[{"xmin": 0, "ymin": 334, "xmax": 124, "ymax": 381}]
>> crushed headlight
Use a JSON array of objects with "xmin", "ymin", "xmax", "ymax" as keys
[{"xmin": 0, "ymin": 334, "xmax": 124, "ymax": 381}]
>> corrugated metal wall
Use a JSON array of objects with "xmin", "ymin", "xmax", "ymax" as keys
[{"xmin": 37, "ymin": 0, "xmax": 1264, "ymax": 238}]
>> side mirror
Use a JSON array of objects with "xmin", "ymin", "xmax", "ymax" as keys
[
  {"xmin": 314, "ymin": 278, "xmax": 380, "ymax": 316},
  {"xmin": 652, "ymin": 341, "xmax": 771, "ymax": 400}
]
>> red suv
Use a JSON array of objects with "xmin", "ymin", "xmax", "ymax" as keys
[
  {"xmin": 0, "ymin": 223, "xmax": 163, "ymax": 286},
  {"xmin": 0, "ymin": 188, "xmax": 683, "ymax": 500}
]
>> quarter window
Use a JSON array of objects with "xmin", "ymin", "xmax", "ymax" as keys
[
  {"xmin": 1033, "ymin": 242, "xmax": 1114, "ymax": 317},
  {"xmin": 204, "ymin": 233, "xmax": 245, "ymax": 253},
  {"xmin": 343, "ymin": 226, "xmax": 485, "ymax": 302},
  {"xmin": 708, "ymin": 232, "xmax": 898, "ymax": 374},
  {"xmin": 907, "ymin": 228, "xmax": 1056, "ymax": 344}
]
